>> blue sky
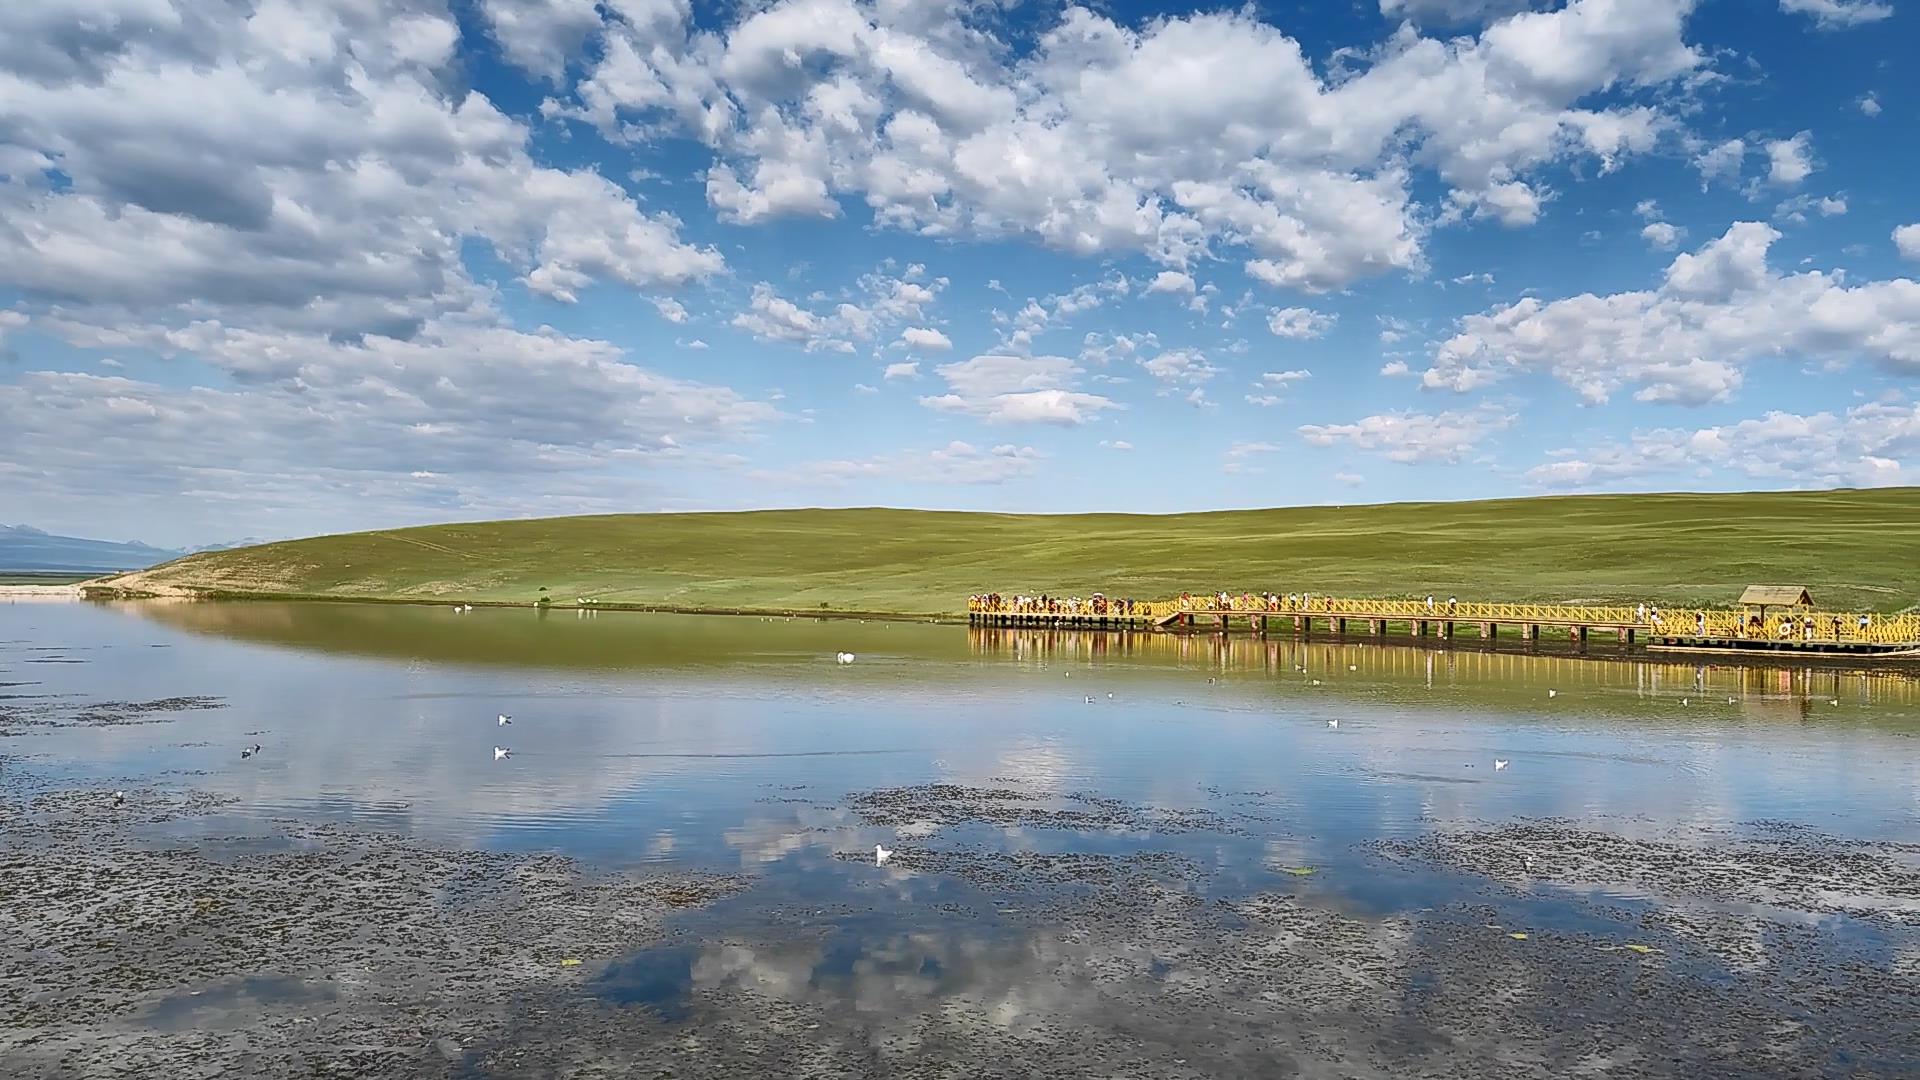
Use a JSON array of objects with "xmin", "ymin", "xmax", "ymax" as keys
[{"xmin": 1, "ymin": 0, "xmax": 1916, "ymax": 547}]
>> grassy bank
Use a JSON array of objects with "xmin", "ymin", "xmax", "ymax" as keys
[{"xmin": 97, "ymin": 489, "xmax": 1920, "ymax": 615}]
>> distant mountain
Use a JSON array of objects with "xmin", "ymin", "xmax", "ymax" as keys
[{"xmin": 0, "ymin": 524, "xmax": 184, "ymax": 573}]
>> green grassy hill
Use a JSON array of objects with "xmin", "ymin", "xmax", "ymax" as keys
[{"xmin": 98, "ymin": 489, "xmax": 1920, "ymax": 615}]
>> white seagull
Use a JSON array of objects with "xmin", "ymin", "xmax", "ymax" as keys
[
  {"xmin": 241, "ymin": 743, "xmax": 261, "ymax": 760},
  {"xmin": 493, "ymin": 746, "xmax": 511, "ymax": 761},
  {"xmin": 462, "ymin": 604, "xmax": 473, "ymax": 613},
  {"xmin": 498, "ymin": 714, "xmax": 513, "ymax": 726},
  {"xmin": 1327, "ymin": 718, "xmax": 1339, "ymax": 729},
  {"xmin": 836, "ymin": 652, "xmax": 855, "ymax": 665},
  {"xmin": 112, "ymin": 790, "xmax": 126, "ymax": 807},
  {"xmin": 1681, "ymin": 697, "xmax": 1689, "ymax": 706},
  {"xmin": 875, "ymin": 844, "xmax": 893, "ymax": 865},
  {"xmin": 1494, "ymin": 759, "xmax": 1510, "ymax": 771},
  {"xmin": 1548, "ymin": 689, "xmax": 1558, "ymax": 699},
  {"xmin": 1348, "ymin": 664, "xmax": 1358, "ymax": 672}
]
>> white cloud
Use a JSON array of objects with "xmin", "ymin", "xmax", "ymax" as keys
[
  {"xmin": 0, "ymin": 319, "xmax": 777, "ymax": 542},
  {"xmin": 1333, "ymin": 470, "xmax": 1365, "ymax": 486},
  {"xmin": 882, "ymin": 361, "xmax": 920, "ymax": 380},
  {"xmin": 1420, "ymin": 222, "xmax": 1920, "ymax": 404},
  {"xmin": 753, "ymin": 441, "xmax": 1042, "ymax": 486},
  {"xmin": 1774, "ymin": 194, "xmax": 1847, "ymax": 223},
  {"xmin": 1778, "ymin": 0, "xmax": 1894, "ymax": 29},
  {"xmin": 653, "ymin": 297, "xmax": 690, "ymax": 323},
  {"xmin": 1379, "ymin": 1, "xmax": 1544, "ymax": 23},
  {"xmin": 1895, "ymin": 224, "xmax": 1920, "ymax": 262},
  {"xmin": 1765, "ymin": 132, "xmax": 1816, "ymax": 187},
  {"xmin": 1858, "ymin": 92, "xmax": 1882, "ymax": 117},
  {"xmin": 1145, "ymin": 270, "xmax": 1197, "ymax": 295},
  {"xmin": 1640, "ymin": 221, "xmax": 1684, "ymax": 250},
  {"xmin": 1267, "ymin": 307, "xmax": 1336, "ymax": 339},
  {"xmin": 1692, "ymin": 138, "xmax": 1746, "ymax": 188},
  {"xmin": 1223, "ymin": 440, "xmax": 1284, "ymax": 473},
  {"xmin": 1528, "ymin": 402, "xmax": 1920, "ymax": 490},
  {"xmin": 559, "ymin": 0, "xmax": 1705, "ymax": 290},
  {"xmin": 1298, "ymin": 408, "xmax": 1514, "ymax": 463},
  {"xmin": 479, "ymin": 0, "xmax": 603, "ymax": 81},
  {"xmin": 731, "ymin": 271, "xmax": 945, "ymax": 352},
  {"xmin": 0, "ymin": 0, "xmax": 722, "ymax": 339},
  {"xmin": 1101, "ymin": 440, "xmax": 1134, "ymax": 451},
  {"xmin": 1139, "ymin": 347, "xmax": 1217, "ymax": 385},
  {"xmin": 900, "ymin": 326, "xmax": 953, "ymax": 351},
  {"xmin": 920, "ymin": 353, "xmax": 1119, "ymax": 425}
]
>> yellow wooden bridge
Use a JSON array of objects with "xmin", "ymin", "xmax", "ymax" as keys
[{"xmin": 966, "ymin": 592, "xmax": 1920, "ymax": 657}]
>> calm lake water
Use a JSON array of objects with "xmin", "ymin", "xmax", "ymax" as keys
[{"xmin": 5, "ymin": 598, "xmax": 1919, "ymax": 1075}]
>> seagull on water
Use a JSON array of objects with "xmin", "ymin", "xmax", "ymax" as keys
[
  {"xmin": 1548, "ymin": 689, "xmax": 1558, "ymax": 699},
  {"xmin": 875, "ymin": 844, "xmax": 893, "ymax": 865},
  {"xmin": 1829, "ymin": 698, "xmax": 1839, "ymax": 706},
  {"xmin": 1681, "ymin": 697, "xmax": 1689, "ymax": 706},
  {"xmin": 1348, "ymin": 665, "xmax": 1358, "ymax": 672},
  {"xmin": 1494, "ymin": 759, "xmax": 1510, "ymax": 771},
  {"xmin": 493, "ymin": 746, "xmax": 511, "ymax": 761},
  {"xmin": 498, "ymin": 714, "xmax": 513, "ymax": 726},
  {"xmin": 1327, "ymin": 718, "xmax": 1339, "ymax": 729},
  {"xmin": 1523, "ymin": 854, "xmax": 1535, "ymax": 873},
  {"xmin": 1085, "ymin": 696, "xmax": 1094, "ymax": 704},
  {"xmin": 463, "ymin": 604, "xmax": 473, "ymax": 613},
  {"xmin": 1727, "ymin": 696, "xmax": 1736, "ymax": 705},
  {"xmin": 112, "ymin": 790, "xmax": 126, "ymax": 807},
  {"xmin": 241, "ymin": 743, "xmax": 261, "ymax": 760},
  {"xmin": 835, "ymin": 651, "xmax": 855, "ymax": 664}
]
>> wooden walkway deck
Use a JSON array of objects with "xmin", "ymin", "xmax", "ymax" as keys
[{"xmin": 967, "ymin": 596, "xmax": 1920, "ymax": 657}]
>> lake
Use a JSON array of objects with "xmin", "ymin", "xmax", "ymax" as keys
[{"xmin": 4, "ymin": 598, "xmax": 1917, "ymax": 1078}]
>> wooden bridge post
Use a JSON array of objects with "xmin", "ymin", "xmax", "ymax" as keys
[
  {"xmin": 1616, "ymin": 627, "xmax": 1631, "ymax": 644},
  {"xmin": 1480, "ymin": 622, "xmax": 1495, "ymax": 639}
]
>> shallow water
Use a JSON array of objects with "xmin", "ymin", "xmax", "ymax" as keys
[{"xmin": 5, "ymin": 598, "xmax": 1919, "ymax": 1076}]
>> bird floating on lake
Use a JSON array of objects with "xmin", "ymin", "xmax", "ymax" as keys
[
  {"xmin": 1681, "ymin": 697, "xmax": 1689, "ymax": 706},
  {"xmin": 1494, "ymin": 759, "xmax": 1510, "ymax": 771},
  {"xmin": 1348, "ymin": 665, "xmax": 1358, "ymax": 672},
  {"xmin": 498, "ymin": 714, "xmax": 513, "ymax": 726},
  {"xmin": 875, "ymin": 845, "xmax": 893, "ymax": 865},
  {"xmin": 835, "ymin": 652, "xmax": 855, "ymax": 664},
  {"xmin": 1727, "ymin": 696, "xmax": 1737, "ymax": 705},
  {"xmin": 493, "ymin": 746, "xmax": 511, "ymax": 761},
  {"xmin": 1547, "ymin": 689, "xmax": 1558, "ymax": 699},
  {"xmin": 1084, "ymin": 696, "xmax": 1094, "ymax": 704},
  {"xmin": 1327, "ymin": 718, "xmax": 1339, "ymax": 729},
  {"xmin": 1310, "ymin": 679, "xmax": 1322, "ymax": 686},
  {"xmin": 1523, "ymin": 854, "xmax": 1535, "ymax": 873},
  {"xmin": 1830, "ymin": 698, "xmax": 1839, "ymax": 706},
  {"xmin": 241, "ymin": 743, "xmax": 261, "ymax": 760},
  {"xmin": 112, "ymin": 790, "xmax": 126, "ymax": 807},
  {"xmin": 463, "ymin": 604, "xmax": 473, "ymax": 612}
]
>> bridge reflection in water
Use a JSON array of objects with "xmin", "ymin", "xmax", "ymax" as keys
[{"xmin": 966, "ymin": 624, "xmax": 1920, "ymax": 716}]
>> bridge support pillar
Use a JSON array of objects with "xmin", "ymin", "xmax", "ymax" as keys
[
  {"xmin": 1293, "ymin": 616, "xmax": 1305, "ymax": 635},
  {"xmin": 1575, "ymin": 626, "xmax": 1589, "ymax": 645},
  {"xmin": 1617, "ymin": 627, "xmax": 1631, "ymax": 644},
  {"xmin": 1370, "ymin": 619, "xmax": 1385, "ymax": 636},
  {"xmin": 1523, "ymin": 624, "xmax": 1539, "ymax": 641},
  {"xmin": 1335, "ymin": 618, "xmax": 1348, "ymax": 635},
  {"xmin": 1415, "ymin": 620, "xmax": 1429, "ymax": 636},
  {"xmin": 1442, "ymin": 621, "xmax": 1455, "ymax": 639},
  {"xmin": 1480, "ymin": 622, "xmax": 1495, "ymax": 639}
]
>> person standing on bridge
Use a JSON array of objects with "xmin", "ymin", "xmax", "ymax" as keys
[
  {"xmin": 1425, "ymin": 595, "xmax": 1435, "ymax": 613},
  {"xmin": 1447, "ymin": 596, "xmax": 1457, "ymax": 614},
  {"xmin": 1696, "ymin": 612, "xmax": 1706, "ymax": 636},
  {"xmin": 1636, "ymin": 602, "xmax": 1647, "ymax": 622}
]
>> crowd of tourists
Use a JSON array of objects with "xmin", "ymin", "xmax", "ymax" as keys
[{"xmin": 970, "ymin": 593, "xmax": 1144, "ymax": 616}]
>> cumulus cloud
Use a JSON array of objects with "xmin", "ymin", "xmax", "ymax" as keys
[
  {"xmin": 1267, "ymin": 307, "xmax": 1337, "ymax": 339},
  {"xmin": 1858, "ymin": 92, "xmax": 1882, "ymax": 117},
  {"xmin": 555, "ymin": 0, "xmax": 1705, "ymax": 290},
  {"xmin": 900, "ymin": 326, "xmax": 953, "ymax": 351},
  {"xmin": 1379, "ymin": 1, "xmax": 1546, "ymax": 23},
  {"xmin": 1297, "ymin": 408, "xmax": 1515, "ymax": 463},
  {"xmin": 1418, "ymin": 222, "xmax": 1920, "ymax": 405},
  {"xmin": 0, "ymin": 0, "xmax": 722, "ymax": 336},
  {"xmin": 1139, "ymin": 347, "xmax": 1218, "ymax": 386},
  {"xmin": 753, "ymin": 441, "xmax": 1042, "ymax": 486},
  {"xmin": 1778, "ymin": 0, "xmax": 1894, "ymax": 29},
  {"xmin": 1527, "ymin": 402, "xmax": 1920, "ymax": 490},
  {"xmin": 1765, "ymin": 132, "xmax": 1816, "ymax": 187},
  {"xmin": 1895, "ymin": 224, "xmax": 1920, "ymax": 262},
  {"xmin": 1640, "ymin": 221, "xmax": 1684, "ymax": 249},
  {"xmin": 1692, "ymin": 138, "xmax": 1745, "ymax": 188},
  {"xmin": 731, "ymin": 271, "xmax": 945, "ymax": 352},
  {"xmin": 1145, "ymin": 271, "xmax": 1197, "ymax": 295},
  {"xmin": 920, "ymin": 353, "xmax": 1119, "ymax": 425},
  {"xmin": 882, "ymin": 361, "xmax": 920, "ymax": 380}
]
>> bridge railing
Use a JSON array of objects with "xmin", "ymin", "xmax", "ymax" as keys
[{"xmin": 967, "ymin": 595, "xmax": 1920, "ymax": 644}]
